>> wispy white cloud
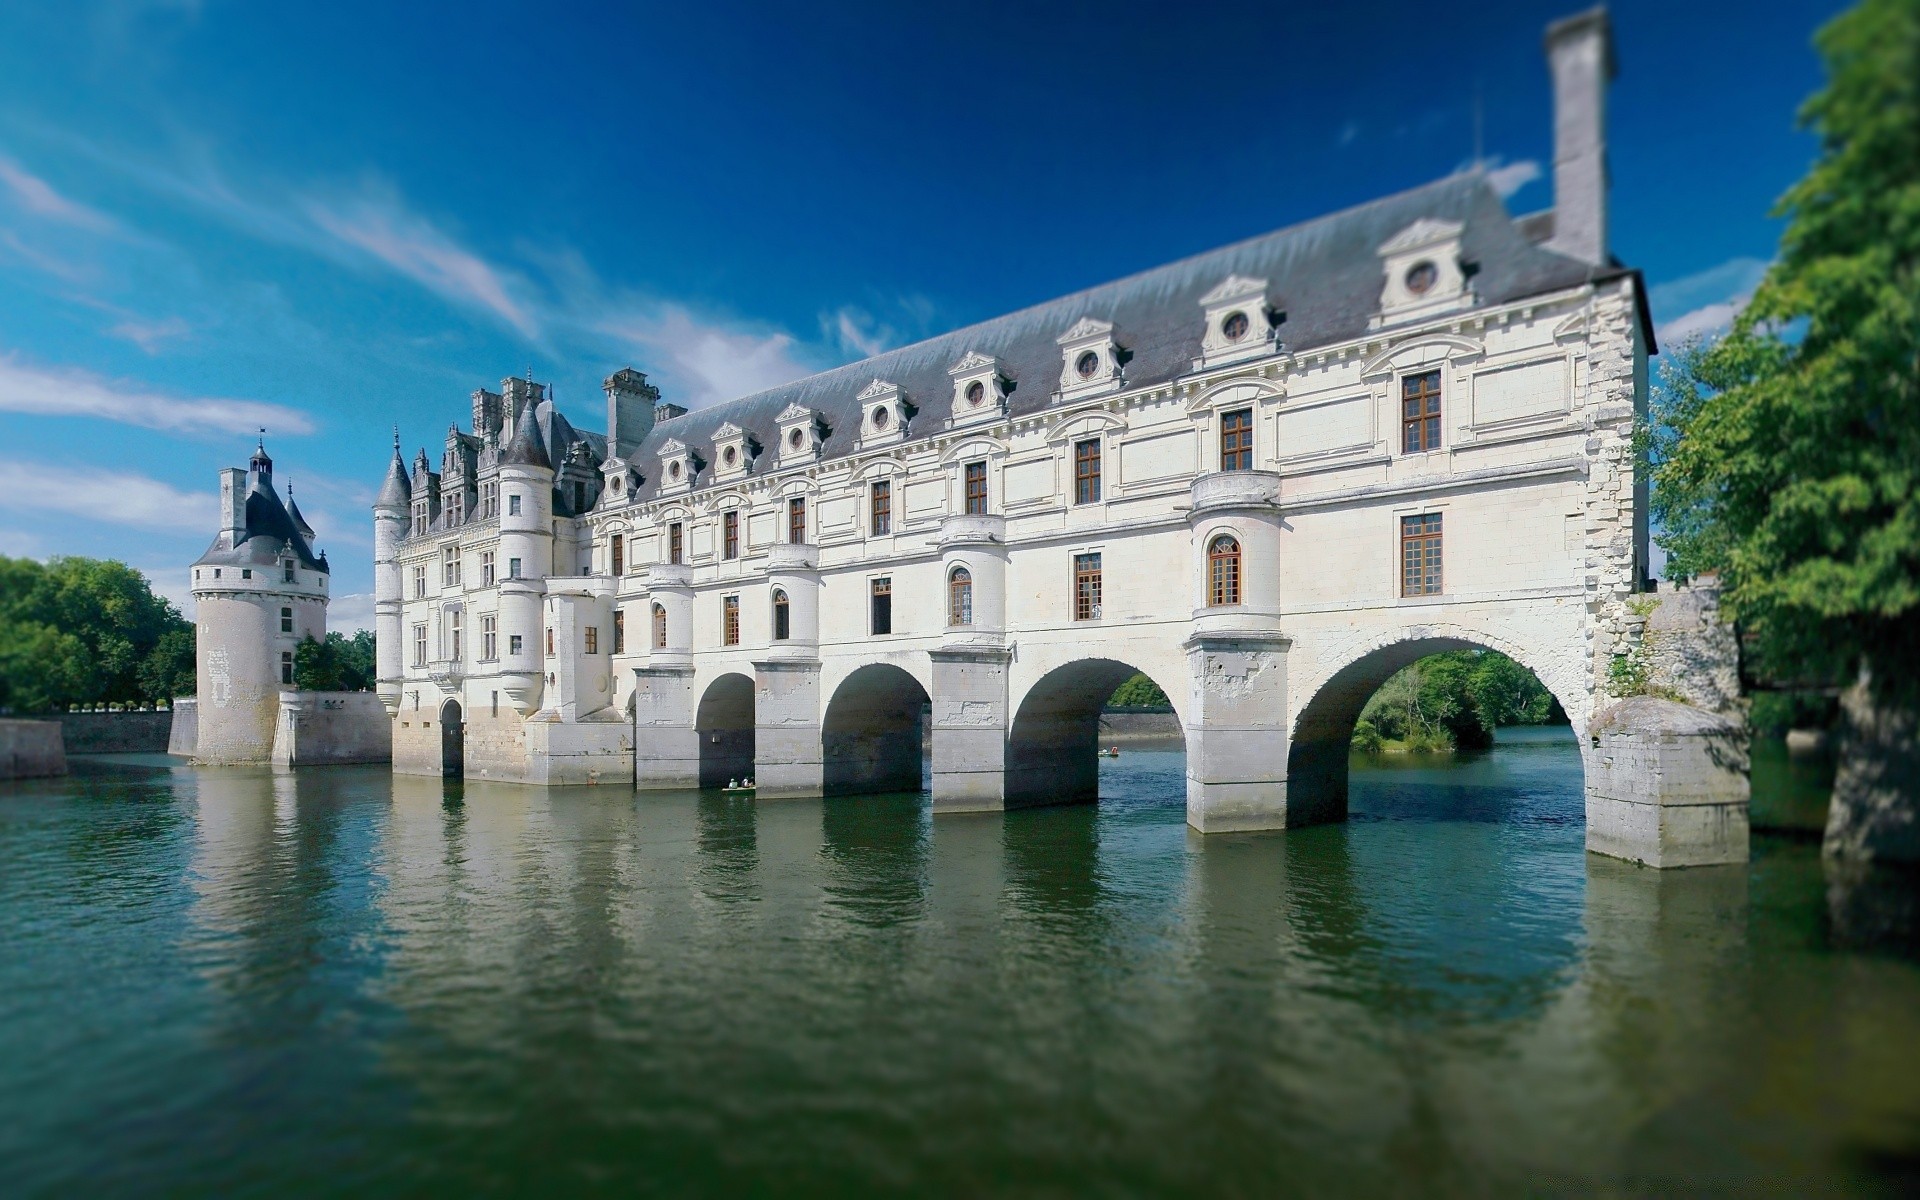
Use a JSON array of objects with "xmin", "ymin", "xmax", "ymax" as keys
[
  {"xmin": 108, "ymin": 314, "xmax": 193, "ymax": 352},
  {"xmin": 827, "ymin": 305, "xmax": 896, "ymax": 359},
  {"xmin": 306, "ymin": 189, "xmax": 538, "ymax": 337},
  {"xmin": 0, "ymin": 458, "xmax": 212, "ymax": 533},
  {"xmin": 0, "ymin": 527, "xmax": 44, "ymax": 558},
  {"xmin": 1337, "ymin": 120, "xmax": 1360, "ymax": 147},
  {"xmin": 327, "ymin": 591, "xmax": 374, "ymax": 634},
  {"xmin": 0, "ymin": 154, "xmax": 119, "ymax": 233},
  {"xmin": 0, "ymin": 351, "xmax": 315, "ymax": 435},
  {"xmin": 1484, "ymin": 158, "xmax": 1542, "ymax": 200},
  {"xmin": 598, "ymin": 304, "xmax": 816, "ymax": 407},
  {"xmin": 1651, "ymin": 256, "xmax": 1771, "ymax": 345}
]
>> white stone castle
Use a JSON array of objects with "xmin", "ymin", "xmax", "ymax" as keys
[{"xmin": 375, "ymin": 9, "xmax": 1746, "ymax": 867}]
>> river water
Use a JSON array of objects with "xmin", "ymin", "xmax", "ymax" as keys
[{"xmin": 4, "ymin": 730, "xmax": 1919, "ymax": 1197}]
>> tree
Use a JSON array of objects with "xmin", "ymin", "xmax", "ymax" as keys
[
  {"xmin": 139, "ymin": 627, "xmax": 197, "ymax": 702},
  {"xmin": 1106, "ymin": 672, "xmax": 1171, "ymax": 708},
  {"xmin": 1648, "ymin": 0, "xmax": 1919, "ymax": 860},
  {"xmin": 0, "ymin": 555, "xmax": 192, "ymax": 711},
  {"xmin": 293, "ymin": 630, "xmax": 377, "ymax": 693}
]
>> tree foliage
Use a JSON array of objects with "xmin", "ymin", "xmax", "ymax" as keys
[
  {"xmin": 0, "ymin": 555, "xmax": 194, "ymax": 711},
  {"xmin": 1651, "ymin": 0, "xmax": 1920, "ymax": 697},
  {"xmin": 1354, "ymin": 651, "xmax": 1561, "ymax": 753},
  {"xmin": 1106, "ymin": 672, "xmax": 1171, "ymax": 708},
  {"xmin": 292, "ymin": 630, "xmax": 377, "ymax": 693}
]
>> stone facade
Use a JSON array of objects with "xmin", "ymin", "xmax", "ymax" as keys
[{"xmin": 377, "ymin": 8, "xmax": 1740, "ymax": 867}]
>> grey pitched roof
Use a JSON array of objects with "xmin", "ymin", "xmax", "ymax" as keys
[
  {"xmin": 612, "ymin": 170, "xmax": 1603, "ymax": 504},
  {"xmin": 286, "ymin": 490, "xmax": 316, "ymax": 538},
  {"xmin": 195, "ymin": 471, "xmax": 328, "ymax": 573}
]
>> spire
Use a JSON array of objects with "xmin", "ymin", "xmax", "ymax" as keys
[
  {"xmin": 286, "ymin": 481, "xmax": 317, "ymax": 538},
  {"xmin": 501, "ymin": 398, "xmax": 552, "ymax": 469},
  {"xmin": 375, "ymin": 435, "xmax": 412, "ymax": 511},
  {"xmin": 249, "ymin": 432, "xmax": 273, "ymax": 481}
]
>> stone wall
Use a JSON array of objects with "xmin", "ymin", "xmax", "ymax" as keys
[
  {"xmin": 167, "ymin": 698, "xmax": 198, "ymax": 756},
  {"xmin": 1586, "ymin": 696, "xmax": 1749, "ymax": 868},
  {"xmin": 0, "ymin": 719, "xmax": 67, "ymax": 779},
  {"xmin": 1097, "ymin": 710, "xmax": 1183, "ymax": 745},
  {"xmin": 42, "ymin": 710, "xmax": 175, "ymax": 754},
  {"xmin": 272, "ymin": 691, "xmax": 391, "ymax": 767},
  {"xmin": 1632, "ymin": 577, "xmax": 1743, "ymax": 714}
]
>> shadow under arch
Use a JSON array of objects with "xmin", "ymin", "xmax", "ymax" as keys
[
  {"xmin": 438, "ymin": 698, "xmax": 464, "ymax": 778},
  {"xmin": 1288, "ymin": 633, "xmax": 1581, "ymax": 823},
  {"xmin": 822, "ymin": 663, "xmax": 930, "ymax": 797},
  {"xmin": 1007, "ymin": 658, "xmax": 1183, "ymax": 808},
  {"xmin": 696, "ymin": 672, "xmax": 755, "ymax": 790}
]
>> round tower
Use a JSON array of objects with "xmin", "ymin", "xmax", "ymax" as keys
[
  {"xmin": 496, "ymin": 402, "xmax": 554, "ymax": 714},
  {"xmin": 189, "ymin": 442, "xmax": 331, "ymax": 764},
  {"xmin": 372, "ymin": 432, "xmax": 410, "ymax": 716}
]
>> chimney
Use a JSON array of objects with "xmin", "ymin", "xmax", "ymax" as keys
[
  {"xmin": 603, "ymin": 367, "xmax": 661, "ymax": 459},
  {"xmin": 1544, "ymin": 6, "xmax": 1615, "ymax": 266},
  {"xmin": 219, "ymin": 468, "xmax": 246, "ymax": 547},
  {"xmin": 655, "ymin": 401, "xmax": 688, "ymax": 424}
]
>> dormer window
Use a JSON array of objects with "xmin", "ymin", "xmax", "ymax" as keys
[
  {"xmin": 723, "ymin": 446, "xmax": 738, "ymax": 467},
  {"xmin": 857, "ymin": 379, "xmax": 909, "ymax": 449},
  {"xmin": 1405, "ymin": 261, "xmax": 1439, "ymax": 295},
  {"xmin": 947, "ymin": 350, "xmax": 1008, "ymax": 428},
  {"xmin": 1195, "ymin": 276, "xmax": 1277, "ymax": 369},
  {"xmin": 872, "ymin": 407, "xmax": 889, "ymax": 430},
  {"xmin": 1222, "ymin": 311, "xmax": 1250, "ymax": 341},
  {"xmin": 1056, "ymin": 318, "xmax": 1122, "ymax": 402},
  {"xmin": 777, "ymin": 403, "xmax": 822, "ymax": 464},
  {"xmin": 1374, "ymin": 219, "xmax": 1473, "ymax": 327},
  {"xmin": 789, "ymin": 429, "xmax": 804, "ymax": 448},
  {"xmin": 711, "ymin": 421, "xmax": 755, "ymax": 481},
  {"xmin": 668, "ymin": 461, "xmax": 682, "ymax": 481},
  {"xmin": 656, "ymin": 437, "xmax": 697, "ymax": 495}
]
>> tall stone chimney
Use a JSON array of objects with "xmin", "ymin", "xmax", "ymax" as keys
[
  {"xmin": 218, "ymin": 467, "xmax": 246, "ymax": 548},
  {"xmin": 1544, "ymin": 6, "xmax": 1615, "ymax": 266},
  {"xmin": 603, "ymin": 367, "xmax": 660, "ymax": 459}
]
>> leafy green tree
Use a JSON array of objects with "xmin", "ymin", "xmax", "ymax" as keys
[
  {"xmin": 139, "ymin": 627, "xmax": 197, "ymax": 702},
  {"xmin": 0, "ymin": 554, "xmax": 193, "ymax": 710},
  {"xmin": 293, "ymin": 630, "xmax": 378, "ymax": 692},
  {"xmin": 1106, "ymin": 672, "xmax": 1171, "ymax": 708},
  {"xmin": 1651, "ymin": 0, "xmax": 1919, "ymax": 698}
]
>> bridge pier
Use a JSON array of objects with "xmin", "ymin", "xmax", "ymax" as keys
[
  {"xmin": 754, "ymin": 659, "xmax": 822, "ymax": 798},
  {"xmin": 1183, "ymin": 632, "xmax": 1299, "ymax": 833},
  {"xmin": 632, "ymin": 664, "xmax": 698, "ymax": 790},
  {"xmin": 929, "ymin": 648, "xmax": 1009, "ymax": 813}
]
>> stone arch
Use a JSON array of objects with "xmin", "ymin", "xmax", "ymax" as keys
[
  {"xmin": 1286, "ymin": 623, "xmax": 1585, "ymax": 821},
  {"xmin": 696, "ymin": 672, "xmax": 755, "ymax": 789},
  {"xmin": 822, "ymin": 662, "xmax": 931, "ymax": 797},
  {"xmin": 1006, "ymin": 657, "xmax": 1186, "ymax": 809},
  {"xmin": 438, "ymin": 697, "xmax": 464, "ymax": 779}
]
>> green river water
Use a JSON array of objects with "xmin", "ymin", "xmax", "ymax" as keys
[{"xmin": 4, "ymin": 729, "xmax": 1919, "ymax": 1197}]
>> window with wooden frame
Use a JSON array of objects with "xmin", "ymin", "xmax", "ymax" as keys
[
  {"xmin": 481, "ymin": 550, "xmax": 495, "ymax": 586},
  {"xmin": 412, "ymin": 564, "xmax": 426, "ymax": 598},
  {"xmin": 1220, "ymin": 408, "xmax": 1253, "ymax": 472},
  {"xmin": 1401, "ymin": 513, "xmax": 1443, "ymax": 596},
  {"xmin": 1073, "ymin": 553, "xmax": 1102, "ymax": 621},
  {"xmin": 443, "ymin": 545, "xmax": 460, "ymax": 587},
  {"xmin": 772, "ymin": 589, "xmax": 790, "ymax": 641},
  {"xmin": 948, "ymin": 567, "xmax": 973, "ymax": 627},
  {"xmin": 584, "ymin": 625, "xmax": 598, "ymax": 654},
  {"xmin": 722, "ymin": 595, "xmax": 740, "ymax": 646},
  {"xmin": 611, "ymin": 534, "xmax": 624, "ymax": 576},
  {"xmin": 412, "ymin": 624, "xmax": 426, "ymax": 667},
  {"xmin": 1207, "ymin": 534, "xmax": 1242, "ymax": 606},
  {"xmin": 280, "ymin": 606, "xmax": 293, "ymax": 634},
  {"xmin": 871, "ymin": 480, "xmax": 891, "ymax": 535},
  {"xmin": 1401, "ymin": 369, "xmax": 1442, "ymax": 453},
  {"xmin": 964, "ymin": 460, "xmax": 987, "ymax": 515},
  {"xmin": 450, "ymin": 609, "xmax": 462, "ymax": 659},
  {"xmin": 788, "ymin": 497, "xmax": 807, "ymax": 544},
  {"xmin": 483, "ymin": 613, "xmax": 498, "ymax": 659},
  {"xmin": 870, "ymin": 577, "xmax": 892, "ymax": 635},
  {"xmin": 281, "ymin": 651, "xmax": 293, "ymax": 686},
  {"xmin": 723, "ymin": 510, "xmax": 739, "ymax": 560},
  {"xmin": 652, "ymin": 603, "xmax": 667, "ymax": 649},
  {"xmin": 612, "ymin": 610, "xmax": 624, "ymax": 654},
  {"xmin": 668, "ymin": 522, "xmax": 684, "ymax": 565},
  {"xmin": 1073, "ymin": 438, "xmax": 1101, "ymax": 505}
]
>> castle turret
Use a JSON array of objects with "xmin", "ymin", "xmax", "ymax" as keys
[
  {"xmin": 496, "ymin": 402, "xmax": 553, "ymax": 714},
  {"xmin": 373, "ymin": 432, "xmax": 411, "ymax": 716},
  {"xmin": 188, "ymin": 441, "xmax": 331, "ymax": 764}
]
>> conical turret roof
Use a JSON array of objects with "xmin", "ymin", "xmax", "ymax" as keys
[
  {"xmin": 501, "ymin": 400, "xmax": 552, "ymax": 469},
  {"xmin": 375, "ymin": 437, "xmax": 412, "ymax": 509}
]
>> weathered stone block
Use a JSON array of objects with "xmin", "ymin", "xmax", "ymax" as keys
[{"xmin": 1585, "ymin": 697, "xmax": 1749, "ymax": 868}]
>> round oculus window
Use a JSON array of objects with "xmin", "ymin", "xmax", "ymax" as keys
[
  {"xmin": 611, "ymin": 477, "xmax": 622, "ymax": 493},
  {"xmin": 965, "ymin": 380, "xmax": 985, "ymax": 407},
  {"xmin": 1075, "ymin": 350, "xmax": 1100, "ymax": 380},
  {"xmin": 723, "ymin": 446, "xmax": 737, "ymax": 466},
  {"xmin": 1405, "ymin": 261, "xmax": 1439, "ymax": 295},
  {"xmin": 668, "ymin": 461, "xmax": 681, "ymax": 480},
  {"xmin": 872, "ymin": 406, "xmax": 889, "ymax": 429},
  {"xmin": 788, "ymin": 428, "xmax": 804, "ymax": 449},
  {"xmin": 1222, "ymin": 310, "xmax": 1250, "ymax": 342}
]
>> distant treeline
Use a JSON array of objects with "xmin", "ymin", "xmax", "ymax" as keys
[
  {"xmin": 0, "ymin": 555, "xmax": 194, "ymax": 712},
  {"xmin": 1107, "ymin": 673, "xmax": 1171, "ymax": 708},
  {"xmin": 1353, "ymin": 651, "xmax": 1566, "ymax": 754},
  {"xmin": 293, "ymin": 631, "xmax": 376, "ymax": 692}
]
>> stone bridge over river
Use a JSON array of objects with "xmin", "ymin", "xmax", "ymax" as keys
[{"xmin": 380, "ymin": 9, "xmax": 1748, "ymax": 869}]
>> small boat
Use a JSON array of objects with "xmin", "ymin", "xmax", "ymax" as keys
[
  {"xmin": 1100, "ymin": 746, "xmax": 1121, "ymax": 758},
  {"xmin": 722, "ymin": 778, "xmax": 757, "ymax": 796}
]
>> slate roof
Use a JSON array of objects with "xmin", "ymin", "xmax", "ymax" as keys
[
  {"xmin": 612, "ymin": 169, "xmax": 1606, "ymax": 505},
  {"xmin": 195, "ymin": 462, "xmax": 328, "ymax": 573}
]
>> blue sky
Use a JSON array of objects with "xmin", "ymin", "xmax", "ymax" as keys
[{"xmin": 0, "ymin": 0, "xmax": 1841, "ymax": 628}]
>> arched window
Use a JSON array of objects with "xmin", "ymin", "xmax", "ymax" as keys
[
  {"xmin": 1207, "ymin": 535, "xmax": 1241, "ymax": 606},
  {"xmin": 772, "ymin": 589, "xmax": 790, "ymax": 641},
  {"xmin": 652, "ymin": 603, "xmax": 668, "ymax": 650},
  {"xmin": 948, "ymin": 567, "xmax": 973, "ymax": 627}
]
